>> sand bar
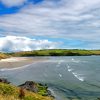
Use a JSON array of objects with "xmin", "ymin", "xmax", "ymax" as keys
[{"xmin": 0, "ymin": 57, "xmax": 46, "ymax": 69}]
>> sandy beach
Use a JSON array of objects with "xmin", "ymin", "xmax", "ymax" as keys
[{"xmin": 0, "ymin": 57, "xmax": 46, "ymax": 69}]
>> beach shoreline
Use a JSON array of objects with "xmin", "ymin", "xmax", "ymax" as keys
[{"xmin": 0, "ymin": 57, "xmax": 46, "ymax": 69}]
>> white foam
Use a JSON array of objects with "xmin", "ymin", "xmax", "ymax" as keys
[
  {"xmin": 68, "ymin": 68, "xmax": 73, "ymax": 72},
  {"xmin": 67, "ymin": 64, "xmax": 85, "ymax": 81},
  {"xmin": 0, "ymin": 60, "xmax": 44, "ymax": 72},
  {"xmin": 59, "ymin": 74, "xmax": 62, "ymax": 77},
  {"xmin": 0, "ymin": 62, "xmax": 36, "ymax": 72},
  {"xmin": 58, "ymin": 60, "xmax": 64, "ymax": 64},
  {"xmin": 0, "ymin": 69, "xmax": 6, "ymax": 71},
  {"xmin": 0, "ymin": 57, "xmax": 27, "ymax": 62},
  {"xmin": 56, "ymin": 60, "xmax": 64, "ymax": 67},
  {"xmin": 71, "ymin": 58, "xmax": 81, "ymax": 63},
  {"xmin": 72, "ymin": 58, "xmax": 74, "ymax": 61},
  {"xmin": 67, "ymin": 65, "xmax": 73, "ymax": 72},
  {"xmin": 72, "ymin": 58, "xmax": 85, "ymax": 63},
  {"xmin": 72, "ymin": 72, "xmax": 85, "ymax": 81}
]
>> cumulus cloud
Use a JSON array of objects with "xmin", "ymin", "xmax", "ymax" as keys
[
  {"xmin": 0, "ymin": 0, "xmax": 27, "ymax": 7},
  {"xmin": 0, "ymin": 36, "xmax": 59, "ymax": 52}
]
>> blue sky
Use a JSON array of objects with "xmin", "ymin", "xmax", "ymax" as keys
[
  {"xmin": 0, "ymin": 0, "xmax": 100, "ymax": 52},
  {"xmin": 0, "ymin": 0, "xmax": 43, "ymax": 15}
]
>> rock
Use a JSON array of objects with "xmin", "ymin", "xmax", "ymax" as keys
[
  {"xmin": 19, "ymin": 81, "xmax": 54, "ymax": 98},
  {"xmin": 19, "ymin": 81, "xmax": 38, "ymax": 93},
  {"xmin": 0, "ymin": 78, "xmax": 10, "ymax": 84}
]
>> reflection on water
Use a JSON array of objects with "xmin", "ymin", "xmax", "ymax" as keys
[{"xmin": 0, "ymin": 56, "xmax": 100, "ymax": 100}]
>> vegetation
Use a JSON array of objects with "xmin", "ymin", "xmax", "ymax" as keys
[
  {"xmin": 0, "ymin": 82, "xmax": 53, "ymax": 100},
  {"xmin": 37, "ymin": 83, "xmax": 49, "ymax": 96},
  {"xmin": 1, "ymin": 49, "xmax": 100, "ymax": 59},
  {"xmin": 9, "ymin": 49, "xmax": 100, "ymax": 57},
  {"xmin": 0, "ymin": 53, "xmax": 10, "ymax": 60}
]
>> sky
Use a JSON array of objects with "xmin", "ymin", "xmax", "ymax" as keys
[{"xmin": 0, "ymin": 0, "xmax": 100, "ymax": 52}]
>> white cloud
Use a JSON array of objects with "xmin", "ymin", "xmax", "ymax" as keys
[
  {"xmin": 63, "ymin": 0, "xmax": 100, "ymax": 13},
  {"xmin": 0, "ymin": 2, "xmax": 94, "ymax": 37},
  {"xmin": 0, "ymin": 36, "xmax": 58, "ymax": 52},
  {"xmin": 36, "ymin": 0, "xmax": 100, "ymax": 14},
  {"xmin": 0, "ymin": 0, "xmax": 27, "ymax": 7},
  {"xmin": 0, "ymin": 0, "xmax": 100, "ymax": 49}
]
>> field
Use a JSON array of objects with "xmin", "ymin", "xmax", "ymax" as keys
[{"xmin": 8, "ymin": 49, "xmax": 100, "ymax": 57}]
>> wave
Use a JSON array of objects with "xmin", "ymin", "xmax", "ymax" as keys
[
  {"xmin": 58, "ymin": 73, "xmax": 62, "ymax": 77},
  {"xmin": 0, "ymin": 64, "xmax": 30, "ymax": 71},
  {"xmin": 66, "ymin": 65, "xmax": 85, "ymax": 81},
  {"xmin": 71, "ymin": 58, "xmax": 81, "ymax": 63},
  {"xmin": 0, "ymin": 60, "xmax": 45, "ymax": 72},
  {"xmin": 68, "ymin": 68, "xmax": 73, "ymax": 72},
  {"xmin": 71, "ymin": 58, "xmax": 87, "ymax": 63},
  {"xmin": 72, "ymin": 72, "xmax": 85, "ymax": 82},
  {"xmin": 56, "ymin": 60, "xmax": 64, "ymax": 67},
  {"xmin": 67, "ymin": 65, "xmax": 73, "ymax": 72}
]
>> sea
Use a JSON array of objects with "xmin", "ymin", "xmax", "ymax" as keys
[{"xmin": 0, "ymin": 56, "xmax": 100, "ymax": 100}]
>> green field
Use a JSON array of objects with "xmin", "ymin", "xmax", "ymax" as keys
[
  {"xmin": 9, "ymin": 49, "xmax": 100, "ymax": 57},
  {"xmin": 1, "ymin": 49, "xmax": 100, "ymax": 58}
]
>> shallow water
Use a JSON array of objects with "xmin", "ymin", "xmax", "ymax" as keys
[{"xmin": 0, "ymin": 56, "xmax": 100, "ymax": 100}]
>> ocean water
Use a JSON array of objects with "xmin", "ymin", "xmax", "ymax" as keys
[{"xmin": 0, "ymin": 56, "xmax": 100, "ymax": 100}]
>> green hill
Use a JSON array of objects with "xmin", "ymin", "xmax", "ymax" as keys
[
  {"xmin": 1, "ymin": 49, "xmax": 100, "ymax": 59},
  {"xmin": 10, "ymin": 49, "xmax": 100, "ymax": 57}
]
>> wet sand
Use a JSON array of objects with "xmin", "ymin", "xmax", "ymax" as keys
[{"xmin": 0, "ymin": 57, "xmax": 46, "ymax": 69}]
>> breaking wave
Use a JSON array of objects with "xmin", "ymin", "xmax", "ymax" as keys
[
  {"xmin": 0, "ymin": 62, "xmax": 37, "ymax": 71},
  {"xmin": 67, "ymin": 65, "xmax": 85, "ymax": 81},
  {"xmin": 72, "ymin": 72, "xmax": 85, "ymax": 82}
]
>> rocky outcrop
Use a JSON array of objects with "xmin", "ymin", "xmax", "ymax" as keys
[
  {"xmin": 0, "ymin": 78, "xmax": 10, "ymax": 84},
  {"xmin": 0, "ymin": 79, "xmax": 54, "ymax": 98},
  {"xmin": 19, "ymin": 81, "xmax": 54, "ymax": 98},
  {"xmin": 19, "ymin": 81, "xmax": 38, "ymax": 93}
]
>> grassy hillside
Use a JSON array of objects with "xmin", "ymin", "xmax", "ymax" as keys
[
  {"xmin": 1, "ymin": 49, "xmax": 100, "ymax": 58},
  {"xmin": 0, "ymin": 53, "xmax": 10, "ymax": 60},
  {"xmin": 0, "ymin": 82, "xmax": 53, "ymax": 100},
  {"xmin": 10, "ymin": 49, "xmax": 100, "ymax": 57}
]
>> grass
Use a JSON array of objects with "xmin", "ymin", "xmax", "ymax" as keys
[
  {"xmin": 9, "ymin": 49, "xmax": 100, "ymax": 57},
  {"xmin": 1, "ymin": 49, "xmax": 100, "ymax": 58},
  {"xmin": 0, "ymin": 83, "xmax": 53, "ymax": 100},
  {"xmin": 37, "ymin": 83, "xmax": 48, "ymax": 96}
]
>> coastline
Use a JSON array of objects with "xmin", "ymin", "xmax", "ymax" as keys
[{"xmin": 0, "ymin": 57, "xmax": 46, "ymax": 69}]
